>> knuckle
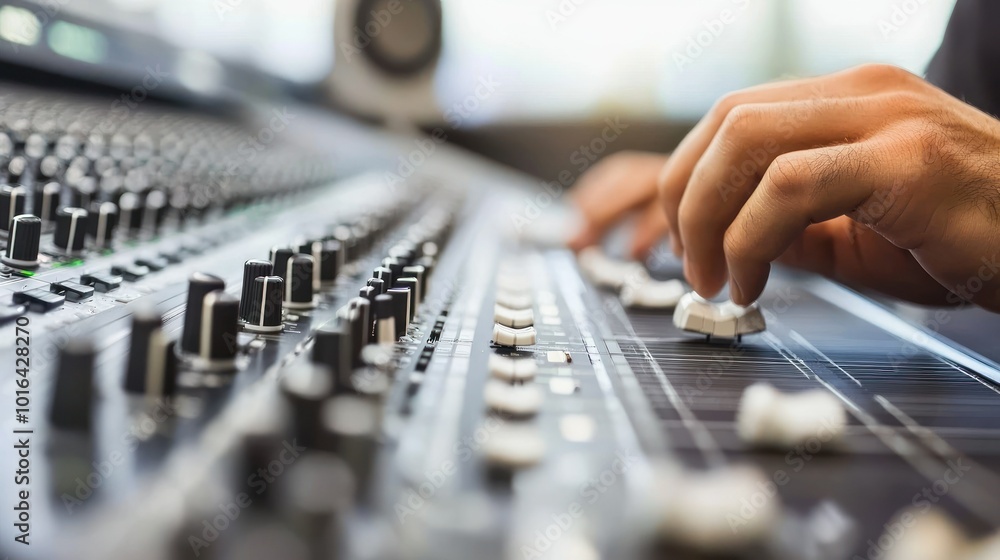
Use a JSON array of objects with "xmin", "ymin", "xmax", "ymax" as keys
[
  {"xmin": 719, "ymin": 104, "xmax": 761, "ymax": 140},
  {"xmin": 765, "ymin": 154, "xmax": 809, "ymax": 202},
  {"xmin": 722, "ymin": 227, "xmax": 747, "ymax": 260},
  {"xmin": 854, "ymin": 63, "xmax": 918, "ymax": 88},
  {"xmin": 710, "ymin": 91, "xmax": 749, "ymax": 122}
]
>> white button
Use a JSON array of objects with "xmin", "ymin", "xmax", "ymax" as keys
[
  {"xmin": 620, "ymin": 278, "xmax": 686, "ymax": 309},
  {"xmin": 483, "ymin": 424, "xmax": 546, "ymax": 469},
  {"xmin": 495, "ymin": 290, "xmax": 533, "ymax": 310},
  {"xmin": 578, "ymin": 246, "xmax": 649, "ymax": 290},
  {"xmin": 559, "ymin": 414, "xmax": 595, "ymax": 442},
  {"xmin": 549, "ymin": 378, "xmax": 579, "ymax": 395},
  {"xmin": 483, "ymin": 379, "xmax": 543, "ymax": 417},
  {"xmin": 492, "ymin": 324, "xmax": 537, "ymax": 347},
  {"xmin": 489, "ymin": 354, "xmax": 538, "ymax": 382},
  {"xmin": 672, "ymin": 292, "xmax": 766, "ymax": 337},
  {"xmin": 546, "ymin": 350, "xmax": 570, "ymax": 363},
  {"xmin": 736, "ymin": 383, "xmax": 847, "ymax": 449},
  {"xmin": 494, "ymin": 303, "xmax": 534, "ymax": 328}
]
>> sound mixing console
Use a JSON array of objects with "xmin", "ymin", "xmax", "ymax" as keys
[{"xmin": 1, "ymin": 84, "xmax": 1000, "ymax": 560}]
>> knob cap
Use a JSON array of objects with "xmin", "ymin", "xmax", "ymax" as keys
[
  {"xmin": 3, "ymin": 214, "xmax": 41, "ymax": 268},
  {"xmin": 283, "ymin": 255, "xmax": 316, "ymax": 310},
  {"xmin": 124, "ymin": 307, "xmax": 178, "ymax": 398},
  {"xmin": 320, "ymin": 396, "xmax": 380, "ymax": 502},
  {"xmin": 270, "ymin": 246, "xmax": 295, "ymax": 283},
  {"xmin": 32, "ymin": 182, "xmax": 60, "ymax": 223},
  {"xmin": 366, "ymin": 277, "xmax": 386, "ymax": 295},
  {"xmin": 373, "ymin": 294, "xmax": 396, "ymax": 346},
  {"xmin": 239, "ymin": 260, "xmax": 273, "ymax": 322},
  {"xmin": 372, "ymin": 266, "xmax": 393, "ymax": 289},
  {"xmin": 382, "ymin": 257, "xmax": 404, "ymax": 281},
  {"xmin": 181, "ymin": 273, "xmax": 240, "ymax": 370},
  {"xmin": 243, "ymin": 276, "xmax": 284, "ymax": 333},
  {"xmin": 280, "ymin": 362, "xmax": 334, "ymax": 448},
  {"xmin": 118, "ymin": 192, "xmax": 143, "ymax": 237},
  {"xmin": 387, "ymin": 287, "xmax": 411, "ymax": 339},
  {"xmin": 299, "ymin": 240, "xmax": 341, "ymax": 289},
  {"xmin": 88, "ymin": 201, "xmax": 118, "ymax": 248},
  {"xmin": 346, "ymin": 297, "xmax": 370, "ymax": 368},
  {"xmin": 396, "ymin": 277, "xmax": 420, "ymax": 318},
  {"xmin": 50, "ymin": 338, "xmax": 95, "ymax": 431},
  {"xmin": 0, "ymin": 184, "xmax": 27, "ymax": 232},
  {"xmin": 54, "ymin": 207, "xmax": 89, "ymax": 254},
  {"xmin": 312, "ymin": 322, "xmax": 353, "ymax": 394},
  {"xmin": 403, "ymin": 265, "xmax": 427, "ymax": 300}
]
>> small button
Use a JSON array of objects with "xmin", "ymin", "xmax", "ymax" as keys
[
  {"xmin": 110, "ymin": 264, "xmax": 150, "ymax": 281},
  {"xmin": 13, "ymin": 288, "xmax": 66, "ymax": 311},
  {"xmin": 50, "ymin": 281, "xmax": 95, "ymax": 302},
  {"xmin": 80, "ymin": 272, "xmax": 122, "ymax": 292},
  {"xmin": 134, "ymin": 256, "xmax": 168, "ymax": 271}
]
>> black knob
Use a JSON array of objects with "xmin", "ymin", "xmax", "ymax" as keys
[
  {"xmin": 7, "ymin": 156, "xmax": 27, "ymax": 183},
  {"xmin": 37, "ymin": 155, "xmax": 63, "ymax": 182},
  {"xmin": 346, "ymin": 297, "xmax": 370, "ymax": 368},
  {"xmin": 312, "ymin": 322, "xmax": 353, "ymax": 394},
  {"xmin": 387, "ymin": 287, "xmax": 411, "ymax": 339},
  {"xmin": 87, "ymin": 201, "xmax": 118, "ymax": 248},
  {"xmin": 50, "ymin": 338, "xmax": 95, "ymax": 431},
  {"xmin": 70, "ymin": 178, "xmax": 97, "ymax": 208},
  {"xmin": 372, "ymin": 266, "xmax": 393, "ymax": 289},
  {"xmin": 382, "ymin": 257, "xmax": 404, "ymax": 281},
  {"xmin": 118, "ymin": 192, "xmax": 143, "ymax": 237},
  {"xmin": 320, "ymin": 396, "xmax": 380, "ymax": 502},
  {"xmin": 0, "ymin": 184, "xmax": 26, "ymax": 232},
  {"xmin": 366, "ymin": 278, "xmax": 385, "ymax": 295},
  {"xmin": 280, "ymin": 362, "xmax": 334, "ymax": 448},
  {"xmin": 403, "ymin": 265, "xmax": 427, "ymax": 300},
  {"xmin": 124, "ymin": 307, "xmax": 178, "ymax": 398},
  {"xmin": 180, "ymin": 273, "xmax": 237, "ymax": 369},
  {"xmin": 33, "ymin": 182, "xmax": 60, "ymax": 223},
  {"xmin": 54, "ymin": 207, "xmax": 89, "ymax": 254},
  {"xmin": 270, "ymin": 246, "xmax": 295, "ymax": 282},
  {"xmin": 243, "ymin": 276, "xmax": 284, "ymax": 334},
  {"xmin": 359, "ymin": 285, "xmax": 376, "ymax": 304},
  {"xmin": 331, "ymin": 225, "xmax": 356, "ymax": 262},
  {"xmin": 239, "ymin": 259, "xmax": 273, "ymax": 321},
  {"xmin": 3, "ymin": 214, "xmax": 41, "ymax": 268},
  {"xmin": 144, "ymin": 190, "xmax": 168, "ymax": 235},
  {"xmin": 299, "ymin": 240, "xmax": 342, "ymax": 289},
  {"xmin": 395, "ymin": 277, "xmax": 420, "ymax": 318},
  {"xmin": 373, "ymin": 294, "xmax": 396, "ymax": 346},
  {"xmin": 284, "ymin": 254, "xmax": 315, "ymax": 310}
]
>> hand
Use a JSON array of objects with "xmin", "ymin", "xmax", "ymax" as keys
[
  {"xmin": 658, "ymin": 63, "xmax": 1000, "ymax": 310},
  {"xmin": 568, "ymin": 151, "xmax": 671, "ymax": 259}
]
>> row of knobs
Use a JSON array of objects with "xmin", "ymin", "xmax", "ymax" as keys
[{"xmin": 1, "ymin": 182, "xmax": 178, "ymax": 268}]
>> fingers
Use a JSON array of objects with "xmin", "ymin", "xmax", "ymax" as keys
[
  {"xmin": 724, "ymin": 142, "xmax": 891, "ymax": 305},
  {"xmin": 628, "ymin": 200, "xmax": 671, "ymax": 260},
  {"xmin": 658, "ymin": 65, "xmax": 920, "ymax": 260},
  {"xmin": 780, "ymin": 218, "xmax": 954, "ymax": 306},
  {"xmin": 569, "ymin": 152, "xmax": 667, "ymax": 251},
  {"xmin": 678, "ymin": 96, "xmax": 889, "ymax": 296}
]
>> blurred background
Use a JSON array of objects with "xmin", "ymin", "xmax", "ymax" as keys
[{"xmin": 0, "ymin": 0, "xmax": 958, "ymax": 177}]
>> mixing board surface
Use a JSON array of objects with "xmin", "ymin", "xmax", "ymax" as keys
[{"xmin": 0, "ymin": 85, "xmax": 998, "ymax": 560}]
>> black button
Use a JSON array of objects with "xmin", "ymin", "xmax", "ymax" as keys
[
  {"xmin": 110, "ymin": 264, "xmax": 150, "ymax": 281},
  {"xmin": 50, "ymin": 281, "xmax": 95, "ymax": 302},
  {"xmin": 159, "ymin": 249, "xmax": 183, "ymax": 264},
  {"xmin": 0, "ymin": 305, "xmax": 26, "ymax": 324},
  {"xmin": 13, "ymin": 288, "xmax": 65, "ymax": 311},
  {"xmin": 80, "ymin": 272, "xmax": 122, "ymax": 292},
  {"xmin": 135, "ymin": 256, "xmax": 168, "ymax": 271}
]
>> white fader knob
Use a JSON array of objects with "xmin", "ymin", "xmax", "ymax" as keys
[
  {"xmin": 736, "ymin": 383, "xmax": 847, "ymax": 450},
  {"xmin": 494, "ymin": 304, "xmax": 534, "ymax": 328},
  {"xmin": 492, "ymin": 324, "xmax": 537, "ymax": 347},
  {"xmin": 488, "ymin": 354, "xmax": 538, "ymax": 382},
  {"xmin": 620, "ymin": 278, "xmax": 686, "ymax": 309},
  {"xmin": 577, "ymin": 246, "xmax": 649, "ymax": 290},
  {"xmin": 673, "ymin": 292, "xmax": 766, "ymax": 338}
]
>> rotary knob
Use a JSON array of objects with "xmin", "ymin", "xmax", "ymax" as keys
[
  {"xmin": 3, "ymin": 214, "xmax": 41, "ymax": 268},
  {"xmin": 50, "ymin": 338, "xmax": 96, "ymax": 431},
  {"xmin": 270, "ymin": 246, "xmax": 295, "ymax": 282},
  {"xmin": 386, "ymin": 287, "xmax": 411, "ymax": 339},
  {"xmin": 280, "ymin": 362, "xmax": 334, "ymax": 448},
  {"xmin": 54, "ymin": 207, "xmax": 89, "ymax": 254},
  {"xmin": 88, "ymin": 201, "xmax": 118, "ymax": 249},
  {"xmin": 124, "ymin": 307, "xmax": 178, "ymax": 398},
  {"xmin": 0, "ymin": 184, "xmax": 27, "ymax": 232},
  {"xmin": 312, "ymin": 321, "xmax": 353, "ymax": 394},
  {"xmin": 32, "ymin": 182, "xmax": 60, "ymax": 223},
  {"xmin": 239, "ymin": 259, "xmax": 273, "ymax": 321},
  {"xmin": 284, "ymin": 254, "xmax": 316, "ymax": 310},
  {"xmin": 180, "ymin": 273, "xmax": 239, "ymax": 371},
  {"xmin": 243, "ymin": 276, "xmax": 284, "ymax": 333},
  {"xmin": 373, "ymin": 294, "xmax": 396, "ymax": 346},
  {"xmin": 299, "ymin": 239, "xmax": 342, "ymax": 289}
]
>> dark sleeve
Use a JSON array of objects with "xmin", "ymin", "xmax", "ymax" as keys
[{"xmin": 926, "ymin": 0, "xmax": 1000, "ymax": 117}]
